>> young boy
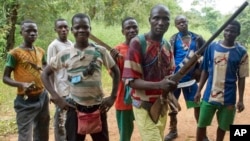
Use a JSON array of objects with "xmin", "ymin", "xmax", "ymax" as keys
[
  {"xmin": 110, "ymin": 17, "xmax": 139, "ymax": 141},
  {"xmin": 194, "ymin": 20, "xmax": 249, "ymax": 141},
  {"xmin": 41, "ymin": 13, "xmax": 120, "ymax": 141},
  {"xmin": 47, "ymin": 18, "xmax": 73, "ymax": 141},
  {"xmin": 2, "ymin": 20, "xmax": 50, "ymax": 141}
]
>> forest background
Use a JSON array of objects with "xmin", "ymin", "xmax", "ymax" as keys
[{"xmin": 0, "ymin": 0, "xmax": 249, "ymax": 138}]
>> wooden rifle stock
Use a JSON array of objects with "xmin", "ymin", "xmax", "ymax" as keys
[
  {"xmin": 89, "ymin": 33, "xmax": 113, "ymax": 51},
  {"xmin": 149, "ymin": 1, "xmax": 249, "ymax": 123},
  {"xmin": 89, "ymin": 33, "xmax": 122, "ymax": 57}
]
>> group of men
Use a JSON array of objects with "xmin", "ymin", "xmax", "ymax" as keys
[{"xmin": 2, "ymin": 3, "xmax": 248, "ymax": 141}]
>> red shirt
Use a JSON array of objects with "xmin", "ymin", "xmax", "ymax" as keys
[{"xmin": 114, "ymin": 43, "xmax": 133, "ymax": 110}]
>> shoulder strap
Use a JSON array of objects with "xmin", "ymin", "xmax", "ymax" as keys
[
  {"xmin": 138, "ymin": 34, "xmax": 147, "ymax": 55},
  {"xmin": 138, "ymin": 34, "xmax": 171, "ymax": 54},
  {"xmin": 89, "ymin": 42, "xmax": 102, "ymax": 59},
  {"xmin": 163, "ymin": 39, "xmax": 171, "ymax": 50},
  {"xmin": 169, "ymin": 33, "xmax": 178, "ymax": 55}
]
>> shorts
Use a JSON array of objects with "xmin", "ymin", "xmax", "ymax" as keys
[
  {"xmin": 174, "ymin": 83, "xmax": 199, "ymax": 108},
  {"xmin": 198, "ymin": 101, "xmax": 236, "ymax": 131}
]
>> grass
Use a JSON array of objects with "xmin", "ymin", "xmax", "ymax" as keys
[
  {"xmin": 0, "ymin": 71, "xmax": 17, "ymax": 136},
  {"xmin": 0, "ymin": 23, "xmax": 213, "ymax": 136}
]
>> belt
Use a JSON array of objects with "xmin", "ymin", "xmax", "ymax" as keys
[
  {"xmin": 18, "ymin": 94, "xmax": 41, "ymax": 101},
  {"xmin": 68, "ymin": 98, "xmax": 100, "ymax": 113},
  {"xmin": 76, "ymin": 104, "xmax": 100, "ymax": 113},
  {"xmin": 132, "ymin": 99, "xmax": 153, "ymax": 111}
]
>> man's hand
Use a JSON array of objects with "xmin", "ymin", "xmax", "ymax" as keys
[
  {"xmin": 159, "ymin": 76, "xmax": 177, "ymax": 90},
  {"xmin": 194, "ymin": 92, "xmax": 201, "ymax": 103},
  {"xmin": 237, "ymin": 101, "xmax": 244, "ymax": 113},
  {"xmin": 50, "ymin": 96, "xmax": 76, "ymax": 110},
  {"xmin": 192, "ymin": 68, "xmax": 201, "ymax": 82},
  {"xmin": 110, "ymin": 49, "xmax": 120, "ymax": 60},
  {"xmin": 100, "ymin": 96, "xmax": 116, "ymax": 113},
  {"xmin": 21, "ymin": 82, "xmax": 36, "ymax": 94}
]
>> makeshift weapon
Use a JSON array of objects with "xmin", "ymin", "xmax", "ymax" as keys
[{"xmin": 89, "ymin": 33, "xmax": 121, "ymax": 58}]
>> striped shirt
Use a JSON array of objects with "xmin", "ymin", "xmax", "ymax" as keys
[
  {"xmin": 50, "ymin": 44, "xmax": 115, "ymax": 106},
  {"xmin": 123, "ymin": 36, "xmax": 175, "ymax": 103},
  {"xmin": 113, "ymin": 43, "xmax": 132, "ymax": 110}
]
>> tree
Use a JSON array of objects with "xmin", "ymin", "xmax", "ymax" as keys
[
  {"xmin": 235, "ymin": 5, "xmax": 250, "ymax": 46},
  {"xmin": 201, "ymin": 7, "xmax": 222, "ymax": 34},
  {"xmin": 0, "ymin": 0, "xmax": 19, "ymax": 58}
]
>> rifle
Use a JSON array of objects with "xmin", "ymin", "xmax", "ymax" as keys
[{"xmin": 149, "ymin": 1, "xmax": 249, "ymax": 123}]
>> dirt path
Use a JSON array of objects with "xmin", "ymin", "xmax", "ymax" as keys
[{"xmin": 3, "ymin": 78, "xmax": 250, "ymax": 141}]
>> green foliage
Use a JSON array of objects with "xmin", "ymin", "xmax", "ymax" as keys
[
  {"xmin": 16, "ymin": 0, "xmax": 73, "ymax": 50},
  {"xmin": 0, "ymin": 0, "xmax": 18, "ymax": 59},
  {"xmin": 0, "ymin": 25, "xmax": 9, "ymax": 58},
  {"xmin": 201, "ymin": 7, "xmax": 222, "ymax": 34},
  {"xmin": 0, "ymin": 72, "xmax": 17, "ymax": 136},
  {"xmin": 235, "ymin": 5, "xmax": 250, "ymax": 47}
]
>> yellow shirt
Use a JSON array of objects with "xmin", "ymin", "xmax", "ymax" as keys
[{"xmin": 5, "ymin": 46, "xmax": 46, "ymax": 95}]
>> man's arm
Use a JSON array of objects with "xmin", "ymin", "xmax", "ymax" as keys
[
  {"xmin": 237, "ymin": 77, "xmax": 245, "ymax": 112},
  {"xmin": 3, "ymin": 66, "xmax": 34, "ymax": 93},
  {"xmin": 129, "ymin": 78, "xmax": 176, "ymax": 91},
  {"xmin": 3, "ymin": 66, "xmax": 22, "ymax": 88},
  {"xmin": 99, "ymin": 64, "xmax": 120, "ymax": 112},
  {"xmin": 110, "ymin": 65, "xmax": 120, "ymax": 98},
  {"xmin": 46, "ymin": 44, "xmax": 56, "ymax": 88},
  {"xmin": 194, "ymin": 70, "xmax": 208, "ymax": 103},
  {"xmin": 42, "ymin": 54, "xmax": 47, "ymax": 69},
  {"xmin": 41, "ymin": 65, "xmax": 74, "ymax": 110}
]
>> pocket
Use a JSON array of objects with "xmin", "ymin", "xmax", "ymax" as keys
[{"xmin": 77, "ymin": 109, "xmax": 102, "ymax": 135}]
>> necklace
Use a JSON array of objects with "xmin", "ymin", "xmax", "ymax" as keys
[{"xmin": 178, "ymin": 34, "xmax": 192, "ymax": 50}]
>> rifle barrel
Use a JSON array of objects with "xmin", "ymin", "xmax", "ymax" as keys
[{"xmin": 196, "ymin": 1, "xmax": 249, "ymax": 55}]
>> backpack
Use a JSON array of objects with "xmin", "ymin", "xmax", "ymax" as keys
[{"xmin": 138, "ymin": 34, "xmax": 171, "ymax": 67}]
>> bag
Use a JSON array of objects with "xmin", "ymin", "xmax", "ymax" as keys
[
  {"xmin": 77, "ymin": 109, "xmax": 102, "ymax": 135},
  {"xmin": 124, "ymin": 85, "xmax": 132, "ymax": 104}
]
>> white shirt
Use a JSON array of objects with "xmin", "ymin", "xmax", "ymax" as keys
[{"xmin": 47, "ymin": 39, "xmax": 73, "ymax": 97}]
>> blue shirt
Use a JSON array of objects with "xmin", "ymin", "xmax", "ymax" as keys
[
  {"xmin": 174, "ymin": 32, "xmax": 198, "ymax": 82},
  {"xmin": 201, "ymin": 41, "xmax": 249, "ymax": 105}
]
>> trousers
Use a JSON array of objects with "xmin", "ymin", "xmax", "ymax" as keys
[{"xmin": 14, "ymin": 91, "xmax": 50, "ymax": 141}]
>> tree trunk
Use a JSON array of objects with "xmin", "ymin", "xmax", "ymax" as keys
[{"xmin": 4, "ymin": 3, "xmax": 19, "ymax": 57}]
